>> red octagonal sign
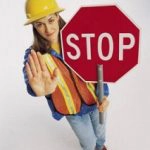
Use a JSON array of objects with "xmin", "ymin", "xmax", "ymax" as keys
[{"xmin": 61, "ymin": 5, "xmax": 140, "ymax": 82}]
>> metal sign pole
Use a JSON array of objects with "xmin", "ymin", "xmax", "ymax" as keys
[{"xmin": 97, "ymin": 65, "xmax": 104, "ymax": 124}]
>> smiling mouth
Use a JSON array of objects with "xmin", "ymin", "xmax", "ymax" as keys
[{"xmin": 46, "ymin": 32, "xmax": 55, "ymax": 37}]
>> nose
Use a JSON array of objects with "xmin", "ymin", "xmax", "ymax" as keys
[{"xmin": 45, "ymin": 24, "xmax": 52, "ymax": 34}]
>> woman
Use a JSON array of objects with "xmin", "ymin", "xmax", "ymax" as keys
[{"xmin": 23, "ymin": 0, "xmax": 109, "ymax": 150}]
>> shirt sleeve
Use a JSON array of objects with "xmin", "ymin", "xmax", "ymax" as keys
[
  {"xmin": 96, "ymin": 83, "xmax": 109, "ymax": 97},
  {"xmin": 22, "ymin": 47, "xmax": 36, "ymax": 97}
]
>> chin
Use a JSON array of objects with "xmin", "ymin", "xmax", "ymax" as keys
[
  {"xmin": 48, "ymin": 39, "xmax": 55, "ymax": 43},
  {"xmin": 49, "ymin": 37, "xmax": 58, "ymax": 43}
]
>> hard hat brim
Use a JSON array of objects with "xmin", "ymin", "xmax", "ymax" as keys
[{"xmin": 24, "ymin": 8, "xmax": 64, "ymax": 26}]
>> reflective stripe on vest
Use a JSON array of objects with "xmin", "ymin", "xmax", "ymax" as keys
[
  {"xmin": 71, "ymin": 71, "xmax": 98, "ymax": 105},
  {"xmin": 86, "ymin": 83, "xmax": 97, "ymax": 102},
  {"xmin": 43, "ymin": 54, "xmax": 77, "ymax": 114}
]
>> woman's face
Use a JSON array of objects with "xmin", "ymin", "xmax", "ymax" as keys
[{"xmin": 33, "ymin": 14, "xmax": 60, "ymax": 44}]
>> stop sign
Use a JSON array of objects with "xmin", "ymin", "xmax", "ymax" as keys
[{"xmin": 61, "ymin": 5, "xmax": 139, "ymax": 82}]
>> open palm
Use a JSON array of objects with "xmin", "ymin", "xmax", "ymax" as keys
[{"xmin": 25, "ymin": 50, "xmax": 58, "ymax": 96}]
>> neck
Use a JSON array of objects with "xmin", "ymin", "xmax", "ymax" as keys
[{"xmin": 51, "ymin": 42, "xmax": 61, "ymax": 54}]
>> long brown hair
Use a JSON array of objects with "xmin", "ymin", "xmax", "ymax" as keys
[{"xmin": 32, "ymin": 15, "xmax": 66, "ymax": 54}]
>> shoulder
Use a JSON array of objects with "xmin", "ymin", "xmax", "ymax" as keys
[
  {"xmin": 23, "ymin": 47, "xmax": 32, "ymax": 64},
  {"xmin": 24, "ymin": 47, "xmax": 32, "ymax": 59}
]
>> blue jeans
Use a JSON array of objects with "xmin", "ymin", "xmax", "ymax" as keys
[{"xmin": 66, "ymin": 108, "xmax": 106, "ymax": 150}]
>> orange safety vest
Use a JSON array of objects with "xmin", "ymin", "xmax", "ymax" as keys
[{"xmin": 43, "ymin": 53, "xmax": 98, "ymax": 115}]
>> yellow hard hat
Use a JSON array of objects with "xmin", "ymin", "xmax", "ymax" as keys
[{"xmin": 24, "ymin": 0, "xmax": 64, "ymax": 25}]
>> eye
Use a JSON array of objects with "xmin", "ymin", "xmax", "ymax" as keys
[
  {"xmin": 48, "ymin": 18, "xmax": 55, "ymax": 24},
  {"xmin": 35, "ymin": 23, "xmax": 43, "ymax": 28}
]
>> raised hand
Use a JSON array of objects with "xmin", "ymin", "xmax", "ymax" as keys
[{"xmin": 25, "ymin": 50, "xmax": 58, "ymax": 96}]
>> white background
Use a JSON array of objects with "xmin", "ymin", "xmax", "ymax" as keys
[{"xmin": 0, "ymin": 0, "xmax": 150, "ymax": 150}]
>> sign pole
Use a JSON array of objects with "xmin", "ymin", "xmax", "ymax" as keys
[{"xmin": 97, "ymin": 65, "xmax": 104, "ymax": 124}]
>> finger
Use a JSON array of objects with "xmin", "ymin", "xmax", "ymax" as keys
[
  {"xmin": 51, "ymin": 68, "xmax": 58, "ymax": 85},
  {"xmin": 51, "ymin": 78, "xmax": 58, "ymax": 90},
  {"xmin": 100, "ymin": 97, "xmax": 108, "ymax": 106},
  {"xmin": 99, "ymin": 106, "xmax": 104, "ymax": 112},
  {"xmin": 28, "ymin": 54, "xmax": 37, "ymax": 76},
  {"xmin": 31, "ymin": 50, "xmax": 41, "ymax": 72},
  {"xmin": 25, "ymin": 62, "xmax": 33, "ymax": 80},
  {"xmin": 37, "ymin": 52, "xmax": 48, "ymax": 72},
  {"xmin": 105, "ymin": 101, "xmax": 109, "ymax": 108},
  {"xmin": 99, "ymin": 105, "xmax": 106, "ymax": 112},
  {"xmin": 96, "ymin": 101, "xmax": 101, "ymax": 107},
  {"xmin": 96, "ymin": 101, "xmax": 99, "ymax": 107},
  {"xmin": 101, "ymin": 96, "xmax": 107, "ymax": 102},
  {"xmin": 100, "ymin": 101, "xmax": 109, "ymax": 112},
  {"xmin": 53, "ymin": 68, "xmax": 59, "ymax": 78},
  {"xmin": 102, "ymin": 100, "xmax": 109, "ymax": 108}
]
